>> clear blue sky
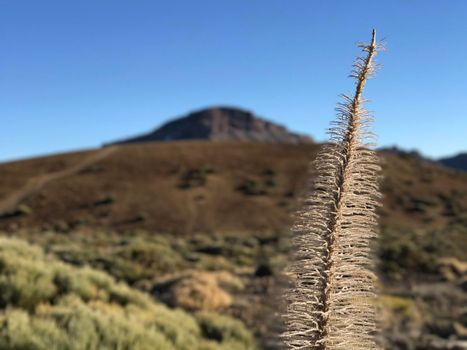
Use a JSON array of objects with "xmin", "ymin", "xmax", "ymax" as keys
[{"xmin": 1, "ymin": 0, "xmax": 466, "ymax": 162}]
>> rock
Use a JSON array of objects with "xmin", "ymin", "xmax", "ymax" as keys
[
  {"xmin": 150, "ymin": 270, "xmax": 233, "ymax": 311},
  {"xmin": 108, "ymin": 107, "xmax": 313, "ymax": 145}
]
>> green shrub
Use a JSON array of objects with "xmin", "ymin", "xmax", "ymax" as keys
[
  {"xmin": 178, "ymin": 169, "xmax": 208, "ymax": 189},
  {"xmin": 236, "ymin": 180, "xmax": 267, "ymax": 196},
  {"xmin": 0, "ymin": 237, "xmax": 256, "ymax": 350},
  {"xmin": 379, "ymin": 227, "xmax": 457, "ymax": 277},
  {"xmin": 196, "ymin": 312, "xmax": 257, "ymax": 350},
  {"xmin": 47, "ymin": 233, "xmax": 185, "ymax": 284},
  {"xmin": 0, "ymin": 241, "xmax": 57, "ymax": 310}
]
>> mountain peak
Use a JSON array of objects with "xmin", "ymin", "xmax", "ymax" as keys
[{"xmin": 109, "ymin": 107, "xmax": 312, "ymax": 145}]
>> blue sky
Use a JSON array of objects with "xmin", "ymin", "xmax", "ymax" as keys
[{"xmin": 1, "ymin": 0, "xmax": 466, "ymax": 162}]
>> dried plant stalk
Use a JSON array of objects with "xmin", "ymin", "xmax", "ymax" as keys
[{"xmin": 283, "ymin": 30, "xmax": 382, "ymax": 350}]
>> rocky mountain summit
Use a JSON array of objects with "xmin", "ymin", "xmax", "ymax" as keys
[{"xmin": 109, "ymin": 107, "xmax": 312, "ymax": 145}]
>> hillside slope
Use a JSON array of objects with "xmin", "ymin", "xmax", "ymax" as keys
[
  {"xmin": 0, "ymin": 142, "xmax": 314, "ymax": 233},
  {"xmin": 0, "ymin": 142, "xmax": 466, "ymax": 236}
]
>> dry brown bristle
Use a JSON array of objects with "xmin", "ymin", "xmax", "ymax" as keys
[{"xmin": 283, "ymin": 30, "xmax": 382, "ymax": 350}]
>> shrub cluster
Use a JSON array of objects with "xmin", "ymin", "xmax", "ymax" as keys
[{"xmin": 0, "ymin": 237, "xmax": 256, "ymax": 350}]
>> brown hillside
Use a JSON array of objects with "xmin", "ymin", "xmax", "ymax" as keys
[
  {"xmin": 0, "ymin": 142, "xmax": 314, "ymax": 233},
  {"xmin": 0, "ymin": 141, "xmax": 466, "ymax": 236}
]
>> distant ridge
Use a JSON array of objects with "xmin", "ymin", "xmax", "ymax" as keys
[
  {"xmin": 108, "ymin": 107, "xmax": 312, "ymax": 145},
  {"xmin": 439, "ymin": 152, "xmax": 467, "ymax": 172}
]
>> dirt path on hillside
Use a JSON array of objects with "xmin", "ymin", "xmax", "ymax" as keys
[{"xmin": 0, "ymin": 147, "xmax": 117, "ymax": 215}]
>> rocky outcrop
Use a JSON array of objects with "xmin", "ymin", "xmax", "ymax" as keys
[{"xmin": 108, "ymin": 107, "xmax": 312, "ymax": 145}]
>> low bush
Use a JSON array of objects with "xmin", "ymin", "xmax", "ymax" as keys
[
  {"xmin": 379, "ymin": 226, "xmax": 467, "ymax": 279},
  {"xmin": 0, "ymin": 237, "xmax": 256, "ymax": 350},
  {"xmin": 178, "ymin": 168, "xmax": 210, "ymax": 189},
  {"xmin": 48, "ymin": 233, "xmax": 185, "ymax": 284},
  {"xmin": 196, "ymin": 312, "xmax": 256, "ymax": 350},
  {"xmin": 236, "ymin": 180, "xmax": 267, "ymax": 196}
]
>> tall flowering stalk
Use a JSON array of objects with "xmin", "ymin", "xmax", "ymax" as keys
[{"xmin": 283, "ymin": 30, "xmax": 382, "ymax": 350}]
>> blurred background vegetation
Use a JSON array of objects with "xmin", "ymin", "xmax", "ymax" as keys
[{"xmin": 0, "ymin": 140, "xmax": 466, "ymax": 349}]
